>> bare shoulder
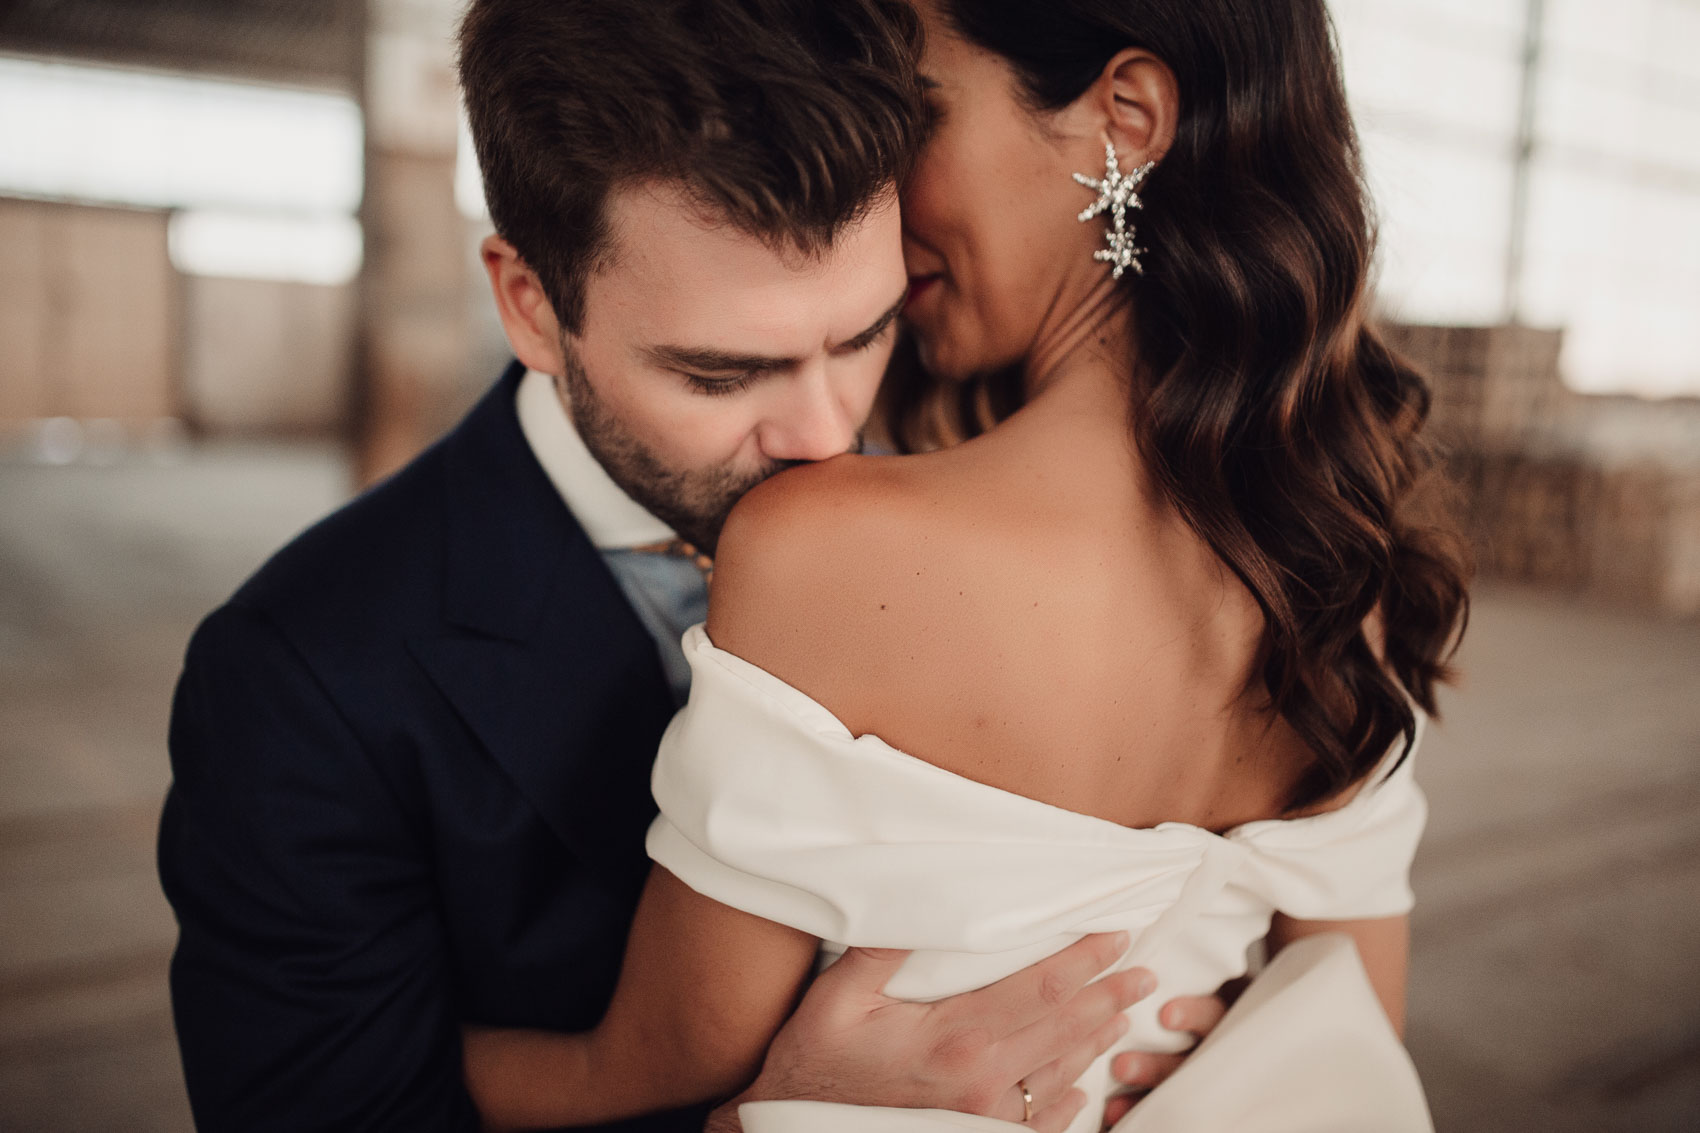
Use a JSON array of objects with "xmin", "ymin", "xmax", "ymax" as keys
[{"xmin": 707, "ymin": 451, "xmax": 951, "ymax": 708}]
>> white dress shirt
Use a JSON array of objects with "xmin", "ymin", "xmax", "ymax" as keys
[{"xmin": 515, "ymin": 367, "xmax": 707, "ymax": 703}]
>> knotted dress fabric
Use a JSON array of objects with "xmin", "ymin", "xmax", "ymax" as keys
[{"xmin": 647, "ymin": 625, "xmax": 1427, "ymax": 1130}]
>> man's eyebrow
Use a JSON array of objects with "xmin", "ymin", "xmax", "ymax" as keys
[
  {"xmin": 643, "ymin": 343, "xmax": 798, "ymax": 375},
  {"xmin": 644, "ymin": 291, "xmax": 908, "ymax": 374}
]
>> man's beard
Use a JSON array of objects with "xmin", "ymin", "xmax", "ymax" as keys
[{"xmin": 560, "ymin": 351, "xmax": 856, "ymax": 556}]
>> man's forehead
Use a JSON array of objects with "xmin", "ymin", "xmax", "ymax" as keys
[
  {"xmin": 618, "ymin": 180, "xmax": 834, "ymax": 258},
  {"xmin": 592, "ymin": 180, "xmax": 904, "ymax": 351}
]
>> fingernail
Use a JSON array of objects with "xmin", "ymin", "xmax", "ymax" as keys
[
  {"xmin": 1136, "ymin": 972, "xmax": 1157, "ymax": 998},
  {"xmin": 1112, "ymin": 931, "xmax": 1131, "ymax": 952}
]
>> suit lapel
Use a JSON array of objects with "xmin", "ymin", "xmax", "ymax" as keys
[{"xmin": 411, "ymin": 364, "xmax": 675, "ymax": 868}]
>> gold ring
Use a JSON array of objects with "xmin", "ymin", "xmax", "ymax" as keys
[{"xmin": 1018, "ymin": 1079, "xmax": 1034, "ymax": 1123}]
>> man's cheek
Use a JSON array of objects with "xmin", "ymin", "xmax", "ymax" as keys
[
  {"xmin": 624, "ymin": 395, "xmax": 722, "ymax": 464},
  {"xmin": 681, "ymin": 412, "xmax": 767, "ymax": 473}
]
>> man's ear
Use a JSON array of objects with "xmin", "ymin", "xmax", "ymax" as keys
[
  {"xmin": 481, "ymin": 234, "xmax": 569, "ymax": 376},
  {"xmin": 1093, "ymin": 48, "xmax": 1180, "ymax": 168}
]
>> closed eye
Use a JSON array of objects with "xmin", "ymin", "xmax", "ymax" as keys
[
  {"xmin": 835, "ymin": 294, "xmax": 908, "ymax": 355},
  {"xmin": 841, "ymin": 317, "xmax": 899, "ymax": 354},
  {"xmin": 660, "ymin": 290, "xmax": 905, "ymax": 395},
  {"xmin": 684, "ymin": 371, "xmax": 761, "ymax": 397}
]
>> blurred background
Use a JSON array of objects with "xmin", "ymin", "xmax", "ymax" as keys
[{"xmin": 0, "ymin": 0, "xmax": 1695, "ymax": 1130}]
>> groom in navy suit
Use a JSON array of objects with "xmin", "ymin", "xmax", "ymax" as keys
[{"xmin": 159, "ymin": 2, "xmax": 1206, "ymax": 1130}]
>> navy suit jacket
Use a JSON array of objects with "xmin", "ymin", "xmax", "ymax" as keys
[{"xmin": 159, "ymin": 363, "xmax": 707, "ymax": 1132}]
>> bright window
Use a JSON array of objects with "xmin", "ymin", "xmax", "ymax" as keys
[
  {"xmin": 0, "ymin": 55, "xmax": 363, "ymax": 284},
  {"xmin": 1331, "ymin": 0, "xmax": 1700, "ymax": 397}
]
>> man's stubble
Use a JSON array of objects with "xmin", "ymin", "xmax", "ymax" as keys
[{"xmin": 558, "ymin": 348, "xmax": 837, "ymax": 557}]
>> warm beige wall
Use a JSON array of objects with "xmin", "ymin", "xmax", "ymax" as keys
[
  {"xmin": 0, "ymin": 198, "xmax": 176, "ymax": 424},
  {"xmin": 1, "ymin": 196, "xmax": 360, "ymax": 436},
  {"xmin": 181, "ymin": 275, "xmax": 355, "ymax": 435}
]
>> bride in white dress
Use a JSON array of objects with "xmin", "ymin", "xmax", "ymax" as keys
[{"xmin": 468, "ymin": 0, "xmax": 1470, "ymax": 1129}]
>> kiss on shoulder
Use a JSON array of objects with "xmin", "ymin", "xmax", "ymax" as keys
[{"xmin": 159, "ymin": 2, "xmax": 1467, "ymax": 1131}]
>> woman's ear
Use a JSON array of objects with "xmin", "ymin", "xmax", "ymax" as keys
[
  {"xmin": 480, "ymin": 234, "xmax": 569, "ymax": 377},
  {"xmin": 1097, "ymin": 48, "xmax": 1179, "ymax": 167}
]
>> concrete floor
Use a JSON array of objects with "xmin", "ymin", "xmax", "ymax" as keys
[
  {"xmin": 1409, "ymin": 586, "xmax": 1700, "ymax": 1130},
  {"xmin": 0, "ymin": 445, "xmax": 1696, "ymax": 1131},
  {"xmin": 0, "ymin": 445, "xmax": 349, "ymax": 1132}
]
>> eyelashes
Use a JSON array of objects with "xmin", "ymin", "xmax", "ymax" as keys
[
  {"xmin": 685, "ymin": 372, "xmax": 760, "ymax": 397},
  {"xmin": 681, "ymin": 321, "xmax": 897, "ymax": 397}
]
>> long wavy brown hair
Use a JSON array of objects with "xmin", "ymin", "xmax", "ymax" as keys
[{"xmin": 880, "ymin": 0, "xmax": 1472, "ymax": 810}]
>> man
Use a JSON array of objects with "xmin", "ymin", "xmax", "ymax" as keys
[{"xmin": 159, "ymin": 2, "xmax": 1214, "ymax": 1129}]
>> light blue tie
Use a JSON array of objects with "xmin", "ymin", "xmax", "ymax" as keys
[{"xmin": 600, "ymin": 544, "xmax": 711, "ymax": 706}]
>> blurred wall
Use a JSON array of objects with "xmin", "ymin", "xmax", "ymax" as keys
[
  {"xmin": 1389, "ymin": 323, "xmax": 1700, "ymax": 616},
  {"xmin": 355, "ymin": 0, "xmax": 476, "ymax": 483},
  {"xmin": 182, "ymin": 275, "xmax": 354, "ymax": 434},
  {"xmin": 1, "ymin": 0, "xmax": 366, "ymax": 442},
  {"xmin": 0, "ymin": 196, "xmax": 356, "ymax": 437},
  {"xmin": 0, "ymin": 198, "xmax": 176, "ymax": 425}
]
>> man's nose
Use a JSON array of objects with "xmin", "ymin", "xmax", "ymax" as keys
[{"xmin": 757, "ymin": 370, "xmax": 859, "ymax": 464}]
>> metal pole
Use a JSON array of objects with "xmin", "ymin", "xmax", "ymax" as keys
[{"xmin": 1505, "ymin": 0, "xmax": 1546, "ymax": 325}]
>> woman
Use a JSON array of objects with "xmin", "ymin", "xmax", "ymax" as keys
[{"xmin": 470, "ymin": 0, "xmax": 1469, "ymax": 1128}]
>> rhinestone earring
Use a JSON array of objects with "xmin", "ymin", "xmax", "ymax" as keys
[{"xmin": 1073, "ymin": 140, "xmax": 1156, "ymax": 279}]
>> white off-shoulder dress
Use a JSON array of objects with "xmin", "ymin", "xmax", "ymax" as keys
[{"xmin": 647, "ymin": 626, "xmax": 1435, "ymax": 1133}]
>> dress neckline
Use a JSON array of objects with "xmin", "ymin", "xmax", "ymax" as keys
[{"xmin": 682, "ymin": 624, "xmax": 1420, "ymax": 847}]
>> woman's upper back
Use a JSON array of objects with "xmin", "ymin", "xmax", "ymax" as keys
[{"xmin": 708, "ymin": 377, "xmax": 1333, "ymax": 835}]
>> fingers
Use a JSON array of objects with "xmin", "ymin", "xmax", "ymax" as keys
[
  {"xmin": 1027, "ymin": 1087, "xmax": 1087, "ymax": 1133},
  {"xmin": 1111, "ymin": 1048, "xmax": 1186, "ymax": 1093},
  {"xmin": 1018, "ymin": 1010, "xmax": 1129, "ymax": 1116},
  {"xmin": 1097, "ymin": 995, "xmax": 1221, "ymax": 1123},
  {"xmin": 1003, "ymin": 965, "xmax": 1152, "ymax": 1082},
  {"xmin": 1156, "ymin": 993, "xmax": 1227, "ymax": 1039},
  {"xmin": 1102, "ymin": 1051, "xmax": 1186, "ymax": 1131},
  {"xmin": 814, "ymin": 946, "xmax": 914, "ymax": 1002},
  {"xmin": 957, "ymin": 933, "xmax": 1132, "ymax": 1039}
]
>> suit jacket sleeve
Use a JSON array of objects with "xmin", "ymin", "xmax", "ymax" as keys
[{"xmin": 159, "ymin": 602, "xmax": 480, "ymax": 1132}]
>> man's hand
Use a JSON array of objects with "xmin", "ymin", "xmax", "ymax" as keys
[
  {"xmin": 708, "ymin": 932, "xmax": 1152, "ymax": 1133},
  {"xmin": 1099, "ymin": 989, "xmax": 1233, "ymax": 1127}
]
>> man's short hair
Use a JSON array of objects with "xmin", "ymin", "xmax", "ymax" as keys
[{"xmin": 459, "ymin": 0, "xmax": 924, "ymax": 333}]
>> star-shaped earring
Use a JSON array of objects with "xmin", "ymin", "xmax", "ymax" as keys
[{"xmin": 1073, "ymin": 141, "xmax": 1156, "ymax": 279}]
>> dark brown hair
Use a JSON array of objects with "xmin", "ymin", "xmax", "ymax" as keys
[
  {"xmin": 458, "ymin": 0, "xmax": 925, "ymax": 333},
  {"xmin": 889, "ymin": 0, "xmax": 1471, "ymax": 809}
]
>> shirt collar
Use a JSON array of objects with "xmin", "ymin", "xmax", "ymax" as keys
[{"xmin": 515, "ymin": 366, "xmax": 677, "ymax": 550}]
